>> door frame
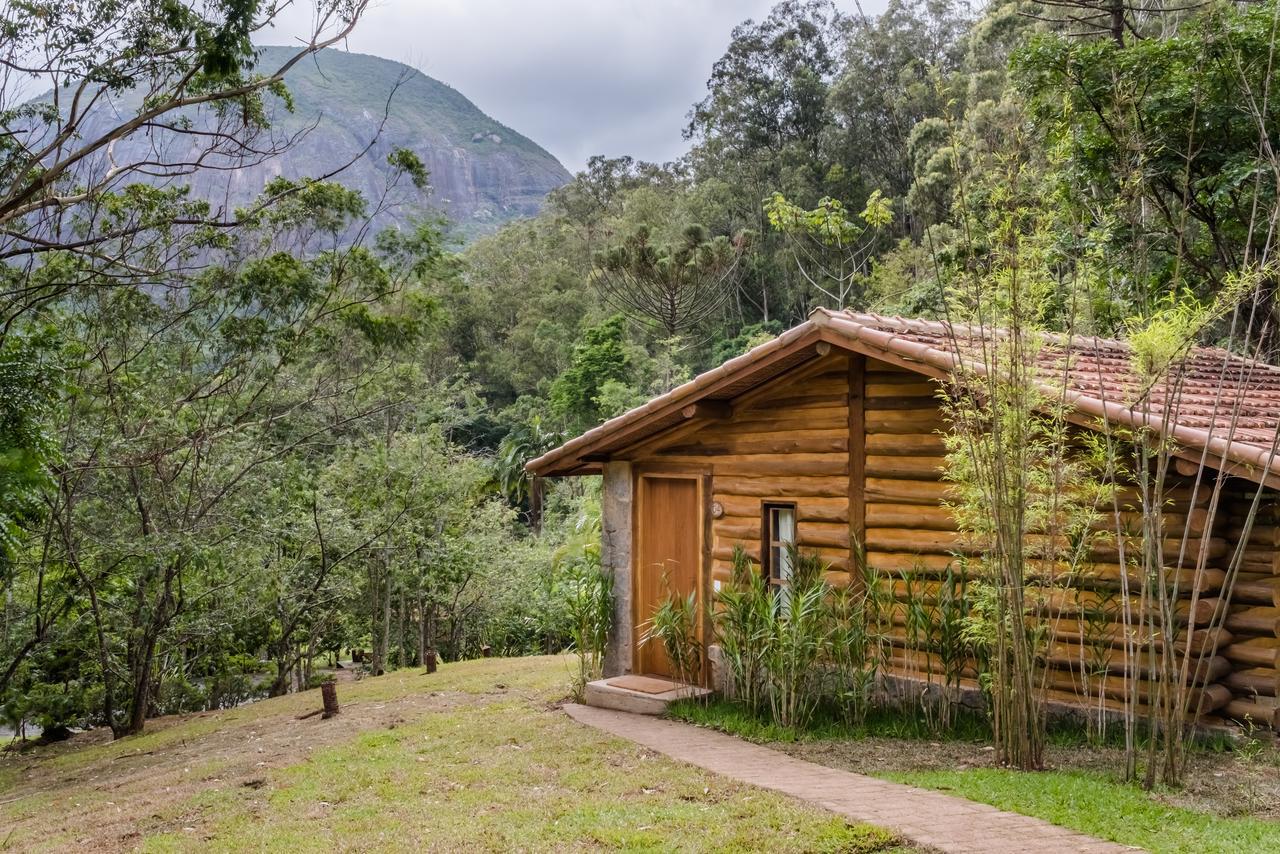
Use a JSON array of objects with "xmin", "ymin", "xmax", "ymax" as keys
[{"xmin": 630, "ymin": 464, "xmax": 712, "ymax": 682}]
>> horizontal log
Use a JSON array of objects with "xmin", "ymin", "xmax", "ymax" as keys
[
  {"xmin": 864, "ymin": 478, "xmax": 952, "ymax": 505},
  {"xmin": 1224, "ymin": 667, "xmax": 1279, "ymax": 697},
  {"xmin": 713, "ymin": 476, "xmax": 848, "ymax": 498},
  {"xmin": 1108, "ymin": 486, "xmax": 1212, "ymax": 509},
  {"xmin": 714, "ymin": 520, "xmax": 850, "ymax": 550},
  {"xmin": 863, "ymin": 395, "xmax": 946, "ymax": 411},
  {"xmin": 664, "ymin": 435, "xmax": 847, "ymax": 456},
  {"xmin": 865, "ymin": 454, "xmax": 947, "ymax": 480},
  {"xmin": 880, "ymin": 581, "xmax": 1222, "ymax": 625},
  {"xmin": 701, "ymin": 454, "xmax": 849, "ymax": 478},
  {"xmin": 824, "ymin": 570, "xmax": 854, "ymax": 588},
  {"xmin": 864, "ymin": 502, "xmax": 1211, "ymax": 539},
  {"xmin": 1090, "ymin": 536, "xmax": 1228, "ymax": 564},
  {"xmin": 710, "ymin": 560, "xmax": 856, "ymax": 582},
  {"xmin": 711, "ymin": 544, "xmax": 849, "ymax": 570},
  {"xmin": 1235, "ymin": 576, "xmax": 1280, "ymax": 608},
  {"xmin": 865, "ymin": 362, "xmax": 919, "ymax": 376},
  {"xmin": 866, "ymin": 380, "xmax": 938, "ymax": 398},
  {"xmin": 864, "ymin": 433, "xmax": 947, "ymax": 456},
  {"xmin": 753, "ymin": 392, "xmax": 849, "ymax": 410},
  {"xmin": 1222, "ymin": 697, "xmax": 1280, "ymax": 730},
  {"xmin": 728, "ymin": 405, "xmax": 848, "ymax": 428},
  {"xmin": 1225, "ymin": 607, "xmax": 1280, "ymax": 637},
  {"xmin": 865, "ymin": 409, "xmax": 947, "ymax": 434},
  {"xmin": 866, "ymin": 503, "xmax": 956, "ymax": 530},
  {"xmin": 885, "ymin": 649, "xmax": 980, "ymax": 680},
  {"xmin": 1042, "ymin": 625, "xmax": 1233, "ymax": 658},
  {"xmin": 865, "ymin": 551, "xmax": 958, "ymax": 574},
  {"xmin": 1226, "ymin": 525, "xmax": 1280, "ymax": 547},
  {"xmin": 713, "ymin": 495, "xmax": 848, "ymax": 522},
  {"xmin": 865, "ymin": 526, "xmax": 1227, "ymax": 574},
  {"xmin": 1038, "ymin": 643, "xmax": 1231, "ymax": 684},
  {"xmin": 703, "ymin": 427, "xmax": 850, "ymax": 444},
  {"xmin": 1041, "ymin": 668, "xmax": 1232, "ymax": 711},
  {"xmin": 1224, "ymin": 637, "xmax": 1280, "ymax": 669},
  {"xmin": 1238, "ymin": 551, "xmax": 1280, "ymax": 575}
]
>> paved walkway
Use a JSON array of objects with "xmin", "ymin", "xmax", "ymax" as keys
[{"xmin": 565, "ymin": 704, "xmax": 1135, "ymax": 854}]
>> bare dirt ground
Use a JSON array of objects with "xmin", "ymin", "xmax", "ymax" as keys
[
  {"xmin": 0, "ymin": 671, "xmax": 492, "ymax": 852},
  {"xmin": 781, "ymin": 732, "xmax": 1280, "ymax": 820}
]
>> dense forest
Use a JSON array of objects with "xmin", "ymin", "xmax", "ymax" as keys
[{"xmin": 3, "ymin": 0, "xmax": 1279, "ymax": 743}]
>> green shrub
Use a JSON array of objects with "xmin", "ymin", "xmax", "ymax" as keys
[{"xmin": 642, "ymin": 587, "xmax": 702, "ymax": 688}]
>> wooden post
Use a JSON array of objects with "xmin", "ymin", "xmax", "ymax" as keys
[
  {"xmin": 321, "ymin": 681, "xmax": 339, "ymax": 719},
  {"xmin": 424, "ymin": 649, "xmax": 437, "ymax": 674},
  {"xmin": 848, "ymin": 353, "xmax": 867, "ymax": 583},
  {"xmin": 481, "ymin": 644, "xmax": 492, "ymax": 658}
]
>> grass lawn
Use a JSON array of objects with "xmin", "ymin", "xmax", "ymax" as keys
[
  {"xmin": 0, "ymin": 657, "xmax": 912, "ymax": 853},
  {"xmin": 669, "ymin": 698, "xmax": 1280, "ymax": 854},
  {"xmin": 881, "ymin": 767, "xmax": 1279, "ymax": 854}
]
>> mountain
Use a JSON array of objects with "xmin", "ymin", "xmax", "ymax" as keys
[{"xmin": 64, "ymin": 47, "xmax": 573, "ymax": 239}]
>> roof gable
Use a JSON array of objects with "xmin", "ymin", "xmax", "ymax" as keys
[{"xmin": 528, "ymin": 309, "xmax": 1280, "ymax": 485}]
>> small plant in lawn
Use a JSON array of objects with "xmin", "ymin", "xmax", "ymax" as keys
[{"xmin": 562, "ymin": 553, "xmax": 613, "ymax": 701}]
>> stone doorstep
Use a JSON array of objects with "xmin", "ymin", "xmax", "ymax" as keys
[{"xmin": 583, "ymin": 678, "xmax": 713, "ymax": 716}]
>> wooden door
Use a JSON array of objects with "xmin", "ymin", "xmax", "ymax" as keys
[{"xmin": 634, "ymin": 475, "xmax": 702, "ymax": 678}]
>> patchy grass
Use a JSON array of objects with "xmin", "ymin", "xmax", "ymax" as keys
[
  {"xmin": 1, "ymin": 657, "xmax": 912, "ymax": 853},
  {"xmin": 669, "ymin": 698, "xmax": 1280, "ymax": 854},
  {"xmin": 883, "ymin": 768, "xmax": 1280, "ymax": 854}
]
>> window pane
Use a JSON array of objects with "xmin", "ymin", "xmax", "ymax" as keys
[{"xmin": 776, "ymin": 506, "xmax": 795, "ymax": 583}]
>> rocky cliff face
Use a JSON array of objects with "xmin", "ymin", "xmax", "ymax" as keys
[{"xmin": 67, "ymin": 46, "xmax": 572, "ymax": 240}]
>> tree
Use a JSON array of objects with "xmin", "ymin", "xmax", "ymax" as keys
[
  {"xmin": 0, "ymin": 0, "xmax": 371, "ymax": 332},
  {"xmin": 1014, "ymin": 2, "xmax": 1280, "ymax": 341},
  {"xmin": 827, "ymin": 0, "xmax": 972, "ymax": 210},
  {"xmin": 592, "ymin": 224, "xmax": 747, "ymax": 339},
  {"xmin": 549, "ymin": 315, "xmax": 633, "ymax": 433},
  {"xmin": 764, "ymin": 190, "xmax": 894, "ymax": 308}
]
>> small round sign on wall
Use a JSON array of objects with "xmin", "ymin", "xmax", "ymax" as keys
[{"xmin": 710, "ymin": 501, "xmax": 725, "ymax": 519}]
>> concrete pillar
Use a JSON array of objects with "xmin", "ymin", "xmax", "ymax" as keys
[{"xmin": 601, "ymin": 461, "xmax": 633, "ymax": 677}]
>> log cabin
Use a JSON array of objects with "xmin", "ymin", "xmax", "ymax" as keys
[{"xmin": 527, "ymin": 310, "xmax": 1280, "ymax": 729}]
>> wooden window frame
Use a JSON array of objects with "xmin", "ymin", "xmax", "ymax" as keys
[{"xmin": 761, "ymin": 501, "xmax": 797, "ymax": 591}]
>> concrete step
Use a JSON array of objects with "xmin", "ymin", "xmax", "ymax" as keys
[{"xmin": 584, "ymin": 676, "xmax": 712, "ymax": 716}]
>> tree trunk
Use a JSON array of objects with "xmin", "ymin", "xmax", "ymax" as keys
[
  {"xmin": 416, "ymin": 590, "xmax": 425, "ymax": 666},
  {"xmin": 530, "ymin": 476, "xmax": 544, "ymax": 533},
  {"xmin": 397, "ymin": 591, "xmax": 406, "ymax": 669},
  {"xmin": 379, "ymin": 573, "xmax": 391, "ymax": 675},
  {"xmin": 269, "ymin": 658, "xmax": 290, "ymax": 697},
  {"xmin": 369, "ymin": 562, "xmax": 383, "ymax": 675}
]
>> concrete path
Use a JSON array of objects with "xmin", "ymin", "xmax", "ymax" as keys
[{"xmin": 565, "ymin": 703, "xmax": 1135, "ymax": 854}]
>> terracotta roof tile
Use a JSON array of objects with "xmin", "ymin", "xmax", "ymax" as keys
[
  {"xmin": 528, "ymin": 309, "xmax": 1280, "ymax": 482},
  {"xmin": 825, "ymin": 309, "xmax": 1280, "ymax": 480}
]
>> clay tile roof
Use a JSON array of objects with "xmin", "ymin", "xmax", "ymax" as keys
[{"xmin": 528, "ymin": 307, "xmax": 1280, "ymax": 483}]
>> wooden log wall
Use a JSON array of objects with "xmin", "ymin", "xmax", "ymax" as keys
[
  {"xmin": 856, "ymin": 356, "xmax": 1241, "ymax": 725},
  {"xmin": 1219, "ymin": 488, "xmax": 1280, "ymax": 731},
  {"xmin": 628, "ymin": 349, "xmax": 1272, "ymax": 729},
  {"xmin": 639, "ymin": 352, "xmax": 854, "ymax": 591}
]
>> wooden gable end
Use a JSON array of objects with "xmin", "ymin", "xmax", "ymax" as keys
[{"xmin": 621, "ymin": 351, "xmax": 855, "ymax": 585}]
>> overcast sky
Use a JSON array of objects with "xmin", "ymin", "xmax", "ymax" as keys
[{"xmin": 262, "ymin": 0, "xmax": 887, "ymax": 173}]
